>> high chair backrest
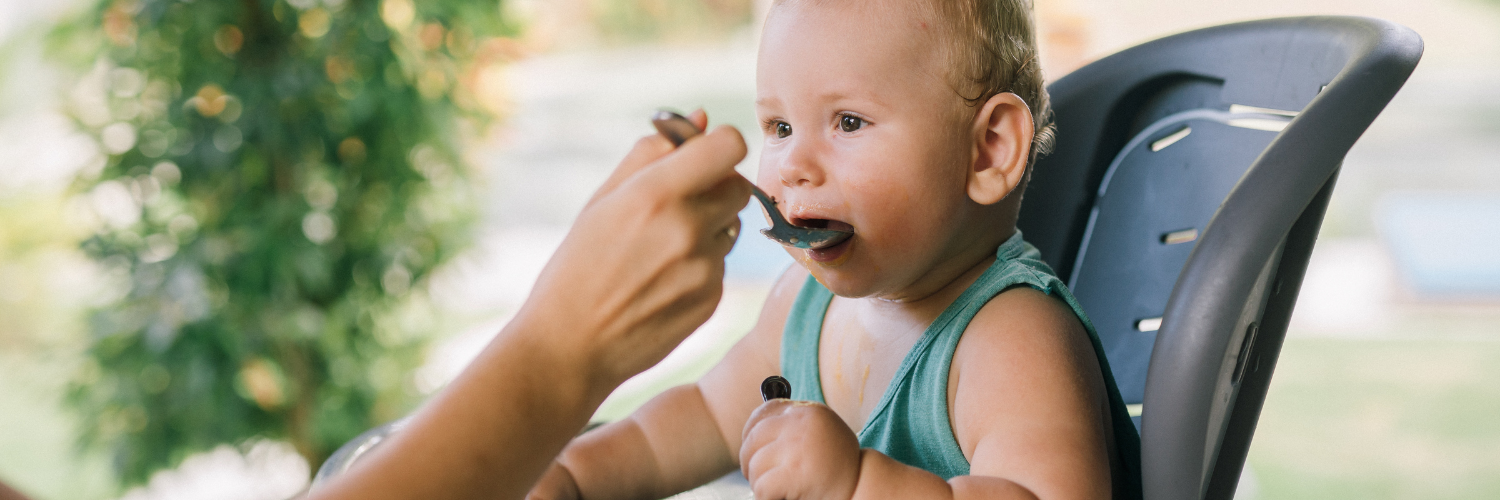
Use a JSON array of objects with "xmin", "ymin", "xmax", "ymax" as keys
[{"xmin": 1016, "ymin": 16, "xmax": 1421, "ymax": 500}]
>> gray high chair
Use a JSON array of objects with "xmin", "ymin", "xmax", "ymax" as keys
[
  {"xmin": 312, "ymin": 16, "xmax": 1422, "ymax": 500},
  {"xmin": 1017, "ymin": 15, "xmax": 1420, "ymax": 500}
]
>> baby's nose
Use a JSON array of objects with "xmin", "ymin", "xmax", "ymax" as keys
[{"xmin": 776, "ymin": 139, "xmax": 826, "ymax": 187}]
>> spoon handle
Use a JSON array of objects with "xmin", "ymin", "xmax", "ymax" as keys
[
  {"xmin": 761, "ymin": 375, "xmax": 792, "ymax": 401},
  {"xmin": 651, "ymin": 110, "xmax": 701, "ymax": 147}
]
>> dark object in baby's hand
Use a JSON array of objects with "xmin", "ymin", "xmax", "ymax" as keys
[{"xmin": 761, "ymin": 375, "xmax": 792, "ymax": 402}]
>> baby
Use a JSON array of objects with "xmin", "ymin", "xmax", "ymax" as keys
[{"xmin": 530, "ymin": 0, "xmax": 1140, "ymax": 499}]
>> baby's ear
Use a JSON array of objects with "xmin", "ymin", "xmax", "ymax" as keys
[{"xmin": 967, "ymin": 93, "xmax": 1034, "ymax": 205}]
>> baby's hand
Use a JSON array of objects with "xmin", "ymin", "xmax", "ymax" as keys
[{"xmin": 740, "ymin": 400, "xmax": 862, "ymax": 500}]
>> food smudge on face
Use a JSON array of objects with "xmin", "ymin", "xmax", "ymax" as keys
[{"xmin": 808, "ymin": 268, "xmax": 831, "ymax": 289}]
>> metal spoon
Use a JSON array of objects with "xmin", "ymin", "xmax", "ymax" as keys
[{"xmin": 651, "ymin": 111, "xmax": 854, "ymax": 250}]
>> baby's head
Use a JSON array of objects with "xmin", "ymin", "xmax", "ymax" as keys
[{"xmin": 755, "ymin": 0, "xmax": 1052, "ymax": 300}]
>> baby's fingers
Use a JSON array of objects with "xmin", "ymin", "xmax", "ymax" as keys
[
  {"xmin": 740, "ymin": 400, "xmax": 799, "ymax": 478},
  {"xmin": 525, "ymin": 462, "xmax": 581, "ymax": 500},
  {"xmin": 742, "ymin": 399, "xmax": 796, "ymax": 448},
  {"xmin": 741, "ymin": 425, "xmax": 800, "ymax": 500},
  {"xmin": 745, "ymin": 455, "xmax": 797, "ymax": 500}
]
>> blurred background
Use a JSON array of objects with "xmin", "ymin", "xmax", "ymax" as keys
[{"xmin": 0, "ymin": 0, "xmax": 1496, "ymax": 498}]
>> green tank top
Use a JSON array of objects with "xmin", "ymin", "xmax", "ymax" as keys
[{"xmin": 779, "ymin": 231, "xmax": 1142, "ymax": 499}]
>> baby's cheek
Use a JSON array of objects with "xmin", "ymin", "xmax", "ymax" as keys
[
  {"xmin": 842, "ymin": 168, "xmax": 910, "ymax": 204},
  {"xmin": 862, "ymin": 205, "xmax": 934, "ymax": 249},
  {"xmin": 755, "ymin": 152, "xmax": 785, "ymax": 191}
]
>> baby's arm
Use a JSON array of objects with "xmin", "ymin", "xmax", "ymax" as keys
[
  {"xmin": 530, "ymin": 266, "xmax": 807, "ymax": 500},
  {"xmin": 740, "ymin": 287, "xmax": 1113, "ymax": 500}
]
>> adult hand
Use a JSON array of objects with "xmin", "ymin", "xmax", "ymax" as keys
[
  {"xmin": 310, "ymin": 110, "xmax": 750, "ymax": 500},
  {"xmin": 520, "ymin": 109, "xmax": 751, "ymax": 388},
  {"xmin": 740, "ymin": 400, "xmax": 863, "ymax": 500},
  {"xmin": 0, "ymin": 478, "xmax": 31, "ymax": 500}
]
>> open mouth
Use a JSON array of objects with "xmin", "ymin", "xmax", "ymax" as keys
[
  {"xmin": 790, "ymin": 217, "xmax": 855, "ymax": 233},
  {"xmin": 788, "ymin": 217, "xmax": 856, "ymax": 257}
]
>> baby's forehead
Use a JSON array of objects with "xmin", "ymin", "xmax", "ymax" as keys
[
  {"xmin": 763, "ymin": 0, "xmax": 958, "ymax": 65},
  {"xmin": 772, "ymin": 0, "xmax": 940, "ymax": 15},
  {"xmin": 759, "ymin": 0, "xmax": 958, "ymax": 90},
  {"xmin": 770, "ymin": 0, "xmax": 948, "ymax": 30}
]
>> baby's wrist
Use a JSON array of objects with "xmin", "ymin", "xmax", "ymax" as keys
[
  {"xmin": 847, "ymin": 449, "xmax": 879, "ymax": 500},
  {"xmin": 847, "ymin": 449, "xmax": 951, "ymax": 500}
]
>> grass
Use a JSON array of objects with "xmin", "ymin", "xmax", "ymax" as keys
[{"xmin": 1248, "ymin": 336, "xmax": 1500, "ymax": 499}]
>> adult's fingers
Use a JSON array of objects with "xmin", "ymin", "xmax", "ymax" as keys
[
  {"xmin": 591, "ymin": 108, "xmax": 710, "ymax": 204},
  {"xmin": 695, "ymin": 176, "xmax": 750, "ymax": 257},
  {"xmin": 704, "ymin": 216, "xmax": 741, "ymax": 258},
  {"xmin": 641, "ymin": 125, "xmax": 748, "ymax": 198},
  {"xmin": 586, "ymin": 133, "xmax": 676, "ymax": 207},
  {"xmin": 700, "ymin": 167, "xmax": 754, "ymax": 207},
  {"xmin": 686, "ymin": 108, "xmax": 708, "ymax": 132},
  {"xmin": 691, "ymin": 213, "xmax": 740, "ymax": 264}
]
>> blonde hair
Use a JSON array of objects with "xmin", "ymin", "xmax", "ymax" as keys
[{"xmin": 936, "ymin": 0, "xmax": 1056, "ymax": 161}]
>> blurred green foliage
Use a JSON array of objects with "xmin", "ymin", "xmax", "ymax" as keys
[{"xmin": 48, "ymin": 0, "xmax": 517, "ymax": 487}]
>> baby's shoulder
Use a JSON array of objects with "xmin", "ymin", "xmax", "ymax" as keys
[
  {"xmin": 759, "ymin": 265, "xmax": 812, "ymax": 324},
  {"xmin": 953, "ymin": 286, "xmax": 1094, "ymax": 371},
  {"xmin": 947, "ymin": 286, "xmax": 1108, "ymax": 456},
  {"xmin": 733, "ymin": 265, "xmax": 813, "ymax": 363}
]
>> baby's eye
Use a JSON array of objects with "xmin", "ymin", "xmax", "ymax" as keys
[
  {"xmin": 839, "ymin": 115, "xmax": 865, "ymax": 133},
  {"xmin": 774, "ymin": 121, "xmax": 793, "ymax": 139}
]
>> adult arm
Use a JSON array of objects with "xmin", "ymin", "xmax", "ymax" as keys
[
  {"xmin": 0, "ymin": 479, "xmax": 32, "ymax": 500},
  {"xmin": 308, "ymin": 111, "xmax": 751, "ymax": 500}
]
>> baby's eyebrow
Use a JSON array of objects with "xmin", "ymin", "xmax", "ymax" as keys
[
  {"xmin": 814, "ymin": 90, "xmax": 862, "ymax": 102},
  {"xmin": 755, "ymin": 90, "xmax": 881, "ymax": 110}
]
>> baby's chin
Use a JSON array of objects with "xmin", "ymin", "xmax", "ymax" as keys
[
  {"xmin": 801, "ymin": 263, "xmax": 885, "ymax": 299},
  {"xmin": 789, "ymin": 239, "xmax": 891, "ymax": 297}
]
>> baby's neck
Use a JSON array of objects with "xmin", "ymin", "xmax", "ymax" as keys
[
  {"xmin": 817, "ymin": 226, "xmax": 1014, "ymax": 429},
  {"xmin": 856, "ymin": 226, "xmax": 1014, "ymax": 327}
]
